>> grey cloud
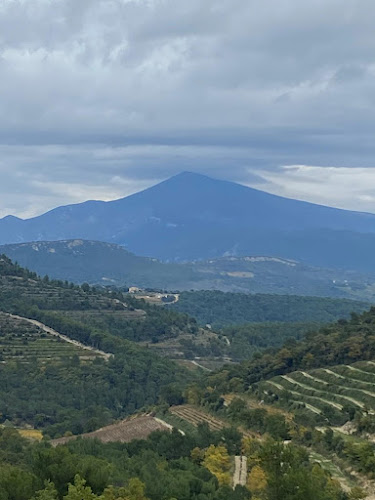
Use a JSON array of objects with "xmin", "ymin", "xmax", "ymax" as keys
[{"xmin": 1, "ymin": 0, "xmax": 375, "ymax": 216}]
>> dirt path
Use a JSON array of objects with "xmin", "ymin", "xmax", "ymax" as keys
[
  {"xmin": 153, "ymin": 417, "xmax": 185, "ymax": 435},
  {"xmin": 233, "ymin": 455, "xmax": 247, "ymax": 489},
  {"xmin": 223, "ymin": 335, "xmax": 231, "ymax": 346},
  {"xmin": 266, "ymin": 380, "xmax": 285, "ymax": 391},
  {"xmin": 322, "ymin": 368, "xmax": 346, "ymax": 379},
  {"xmin": 295, "ymin": 400, "xmax": 322, "ymax": 414},
  {"xmin": 7, "ymin": 313, "xmax": 112, "ymax": 360},
  {"xmin": 348, "ymin": 365, "xmax": 375, "ymax": 377},
  {"xmin": 300, "ymin": 371, "xmax": 328, "ymax": 385},
  {"xmin": 191, "ymin": 360, "xmax": 212, "ymax": 371}
]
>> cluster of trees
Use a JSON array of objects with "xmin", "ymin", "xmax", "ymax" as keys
[
  {"xmin": 170, "ymin": 291, "xmax": 368, "ymax": 328},
  {"xmin": 221, "ymin": 322, "xmax": 317, "ymax": 361},
  {"xmin": 177, "ymin": 322, "xmax": 317, "ymax": 361},
  {"xmin": 179, "ymin": 336, "xmax": 226, "ymax": 359},
  {"xmin": 306, "ymin": 427, "xmax": 375, "ymax": 482},
  {"xmin": 0, "ymin": 255, "xmax": 38, "ymax": 278},
  {"xmin": 242, "ymin": 438, "xmax": 345, "ymax": 500},
  {"xmin": 0, "ymin": 424, "xmax": 348, "ymax": 500},
  {"xmin": 226, "ymin": 398, "xmax": 291, "ymax": 440}
]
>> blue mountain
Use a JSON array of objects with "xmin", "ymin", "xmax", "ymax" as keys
[{"xmin": 1, "ymin": 171, "xmax": 375, "ymax": 271}]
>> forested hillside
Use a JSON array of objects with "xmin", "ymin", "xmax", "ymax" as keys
[
  {"xmin": 220, "ymin": 322, "xmax": 318, "ymax": 361},
  {"xmin": 209, "ymin": 307, "xmax": 375, "ymax": 391},
  {"xmin": 0, "ymin": 255, "xmax": 196, "ymax": 436},
  {"xmin": 170, "ymin": 290, "xmax": 369, "ymax": 327}
]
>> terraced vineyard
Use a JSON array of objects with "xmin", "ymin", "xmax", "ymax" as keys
[
  {"xmin": 58, "ymin": 308, "xmax": 146, "ymax": 323},
  {"xmin": 170, "ymin": 405, "xmax": 228, "ymax": 431},
  {"xmin": 170, "ymin": 405, "xmax": 257, "ymax": 441},
  {"xmin": 259, "ymin": 360, "xmax": 375, "ymax": 424},
  {"xmin": 0, "ymin": 313, "xmax": 98, "ymax": 362},
  {"xmin": 0, "ymin": 274, "xmax": 119, "ymax": 311}
]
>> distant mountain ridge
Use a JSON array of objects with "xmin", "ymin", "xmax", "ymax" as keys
[
  {"xmin": 2, "ymin": 239, "xmax": 375, "ymax": 301},
  {"xmin": 1, "ymin": 172, "xmax": 375, "ymax": 271}
]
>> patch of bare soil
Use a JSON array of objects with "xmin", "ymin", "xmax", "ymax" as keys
[{"xmin": 51, "ymin": 415, "xmax": 170, "ymax": 446}]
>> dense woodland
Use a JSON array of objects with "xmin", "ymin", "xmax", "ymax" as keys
[
  {"xmin": 170, "ymin": 290, "xmax": 369, "ymax": 328},
  {"xmin": 0, "ymin": 425, "xmax": 346, "ymax": 500}
]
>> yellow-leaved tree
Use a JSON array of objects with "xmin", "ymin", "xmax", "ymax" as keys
[
  {"xmin": 247, "ymin": 465, "xmax": 267, "ymax": 498},
  {"xmin": 203, "ymin": 444, "xmax": 231, "ymax": 486},
  {"xmin": 100, "ymin": 478, "xmax": 149, "ymax": 500}
]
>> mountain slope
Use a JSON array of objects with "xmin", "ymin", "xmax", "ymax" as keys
[
  {"xmin": 1, "ymin": 172, "xmax": 375, "ymax": 270},
  {"xmin": 2, "ymin": 240, "xmax": 375, "ymax": 299}
]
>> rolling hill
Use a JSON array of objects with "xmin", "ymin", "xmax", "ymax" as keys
[
  {"xmin": 1, "ymin": 172, "xmax": 375, "ymax": 272},
  {"xmin": 2, "ymin": 239, "xmax": 375, "ymax": 300}
]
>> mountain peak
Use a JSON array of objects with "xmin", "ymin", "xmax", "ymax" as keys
[
  {"xmin": 167, "ymin": 171, "xmax": 213, "ymax": 183},
  {"xmin": 1, "ymin": 171, "xmax": 375, "ymax": 271},
  {"xmin": 1, "ymin": 215, "xmax": 22, "ymax": 222}
]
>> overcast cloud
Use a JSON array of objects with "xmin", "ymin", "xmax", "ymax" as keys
[{"xmin": 1, "ymin": 0, "xmax": 375, "ymax": 217}]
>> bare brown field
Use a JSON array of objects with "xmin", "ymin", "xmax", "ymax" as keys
[{"xmin": 51, "ymin": 415, "xmax": 170, "ymax": 446}]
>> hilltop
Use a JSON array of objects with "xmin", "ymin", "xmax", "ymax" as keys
[{"xmin": 1, "ymin": 172, "xmax": 375, "ymax": 272}]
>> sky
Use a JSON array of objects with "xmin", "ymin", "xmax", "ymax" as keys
[{"xmin": 1, "ymin": 0, "xmax": 375, "ymax": 218}]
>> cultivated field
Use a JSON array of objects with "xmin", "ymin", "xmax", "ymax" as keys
[
  {"xmin": 0, "ymin": 313, "xmax": 98, "ymax": 362},
  {"xmin": 58, "ymin": 308, "xmax": 146, "ymax": 323},
  {"xmin": 0, "ymin": 275, "xmax": 119, "ymax": 310},
  {"xmin": 259, "ymin": 360, "xmax": 375, "ymax": 423},
  {"xmin": 170, "ymin": 405, "xmax": 228, "ymax": 431},
  {"xmin": 51, "ymin": 415, "xmax": 170, "ymax": 446}
]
